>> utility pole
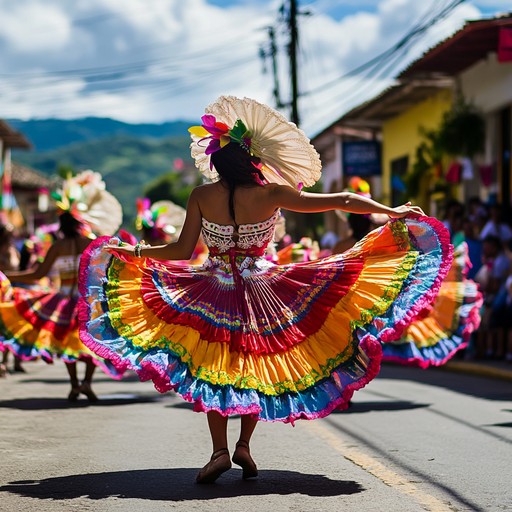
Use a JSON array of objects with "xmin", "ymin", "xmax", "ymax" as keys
[
  {"xmin": 261, "ymin": 1, "xmax": 306, "ymax": 124},
  {"xmin": 259, "ymin": 27, "xmax": 283, "ymax": 110},
  {"xmin": 268, "ymin": 27, "xmax": 283, "ymax": 109},
  {"xmin": 288, "ymin": 0, "xmax": 300, "ymax": 126}
]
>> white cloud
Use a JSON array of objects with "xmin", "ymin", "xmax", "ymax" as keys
[
  {"xmin": 0, "ymin": 0, "xmax": 498, "ymax": 135},
  {"xmin": 299, "ymin": 0, "xmax": 482, "ymax": 133},
  {"xmin": 0, "ymin": 2, "xmax": 71, "ymax": 53}
]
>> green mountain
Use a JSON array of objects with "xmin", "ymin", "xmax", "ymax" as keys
[
  {"xmin": 8, "ymin": 117, "xmax": 192, "ymax": 152},
  {"xmin": 13, "ymin": 132, "xmax": 197, "ymax": 230}
]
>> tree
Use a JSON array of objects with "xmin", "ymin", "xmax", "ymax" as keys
[
  {"xmin": 437, "ymin": 96, "xmax": 485, "ymax": 158},
  {"xmin": 406, "ymin": 96, "xmax": 485, "ymax": 202},
  {"xmin": 144, "ymin": 171, "xmax": 200, "ymax": 208}
]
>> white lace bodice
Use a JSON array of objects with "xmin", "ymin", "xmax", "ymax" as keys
[
  {"xmin": 50, "ymin": 255, "xmax": 81, "ymax": 295},
  {"xmin": 51, "ymin": 255, "xmax": 80, "ymax": 275},
  {"xmin": 201, "ymin": 209, "xmax": 280, "ymax": 254}
]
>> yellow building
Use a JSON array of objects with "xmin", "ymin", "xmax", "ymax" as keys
[
  {"xmin": 312, "ymin": 14, "xmax": 512, "ymax": 218},
  {"xmin": 336, "ymin": 78, "xmax": 453, "ymax": 214},
  {"xmin": 381, "ymin": 87, "xmax": 452, "ymax": 210}
]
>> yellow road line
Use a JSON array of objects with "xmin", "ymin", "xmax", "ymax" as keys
[{"xmin": 307, "ymin": 420, "xmax": 453, "ymax": 512}]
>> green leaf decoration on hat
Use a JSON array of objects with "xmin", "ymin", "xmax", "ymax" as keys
[{"xmin": 228, "ymin": 119, "xmax": 251, "ymax": 143}]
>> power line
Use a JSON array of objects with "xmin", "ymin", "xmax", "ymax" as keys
[
  {"xmin": 301, "ymin": 0, "xmax": 466, "ymax": 98},
  {"xmin": 300, "ymin": 0, "xmax": 466, "ymax": 131}
]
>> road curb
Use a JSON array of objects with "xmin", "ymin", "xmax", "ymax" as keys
[{"xmin": 442, "ymin": 360, "xmax": 512, "ymax": 382}]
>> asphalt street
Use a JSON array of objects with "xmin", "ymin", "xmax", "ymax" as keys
[{"xmin": 0, "ymin": 360, "xmax": 511, "ymax": 512}]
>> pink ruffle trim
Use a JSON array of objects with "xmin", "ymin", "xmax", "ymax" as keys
[{"xmin": 380, "ymin": 216, "xmax": 453, "ymax": 343}]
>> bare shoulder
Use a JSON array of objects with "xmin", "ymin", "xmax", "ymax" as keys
[
  {"xmin": 190, "ymin": 182, "xmax": 220, "ymax": 200},
  {"xmin": 78, "ymin": 237, "xmax": 92, "ymax": 252},
  {"xmin": 266, "ymin": 183, "xmax": 300, "ymax": 203},
  {"xmin": 266, "ymin": 183, "xmax": 292, "ymax": 194},
  {"xmin": 50, "ymin": 237, "xmax": 91, "ymax": 256},
  {"xmin": 192, "ymin": 182, "xmax": 228, "ymax": 206},
  {"xmin": 50, "ymin": 238, "xmax": 66, "ymax": 253}
]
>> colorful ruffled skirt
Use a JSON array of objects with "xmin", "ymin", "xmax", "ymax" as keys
[
  {"xmin": 0, "ymin": 274, "xmax": 120, "ymax": 378},
  {"xmin": 79, "ymin": 217, "xmax": 452, "ymax": 423},
  {"xmin": 381, "ymin": 242, "xmax": 482, "ymax": 367}
]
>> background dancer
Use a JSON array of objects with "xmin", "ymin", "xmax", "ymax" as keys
[{"xmin": 0, "ymin": 171, "xmax": 123, "ymax": 401}]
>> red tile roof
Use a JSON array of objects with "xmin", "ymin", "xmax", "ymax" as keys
[
  {"xmin": 11, "ymin": 161, "xmax": 51, "ymax": 189},
  {"xmin": 399, "ymin": 14, "xmax": 512, "ymax": 78}
]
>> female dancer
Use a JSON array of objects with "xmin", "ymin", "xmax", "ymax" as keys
[
  {"xmin": 79, "ymin": 96, "xmax": 452, "ymax": 483},
  {"xmin": 331, "ymin": 180, "xmax": 482, "ymax": 367},
  {"xmin": 0, "ymin": 171, "xmax": 123, "ymax": 401},
  {"xmin": 0, "ymin": 223, "xmax": 24, "ymax": 375},
  {"xmin": 1, "ymin": 212, "xmax": 101, "ymax": 400}
]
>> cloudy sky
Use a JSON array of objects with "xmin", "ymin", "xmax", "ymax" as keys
[{"xmin": 0, "ymin": 0, "xmax": 510, "ymax": 135}]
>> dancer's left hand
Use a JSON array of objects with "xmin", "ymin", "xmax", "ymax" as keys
[{"xmin": 389, "ymin": 202, "xmax": 425, "ymax": 218}]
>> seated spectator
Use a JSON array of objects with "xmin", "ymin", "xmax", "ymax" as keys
[
  {"xmin": 320, "ymin": 230, "xmax": 339, "ymax": 251},
  {"xmin": 442, "ymin": 199, "xmax": 464, "ymax": 242},
  {"xmin": 467, "ymin": 196, "xmax": 487, "ymax": 227},
  {"xmin": 479, "ymin": 204, "xmax": 512, "ymax": 242},
  {"xmin": 462, "ymin": 217, "xmax": 483, "ymax": 280},
  {"xmin": 489, "ymin": 239, "xmax": 512, "ymax": 362},
  {"xmin": 475, "ymin": 236, "xmax": 511, "ymax": 358}
]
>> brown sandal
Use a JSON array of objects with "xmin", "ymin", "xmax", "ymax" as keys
[
  {"xmin": 232, "ymin": 440, "xmax": 258, "ymax": 479},
  {"xmin": 79, "ymin": 382, "xmax": 98, "ymax": 402},
  {"xmin": 68, "ymin": 386, "xmax": 81, "ymax": 402},
  {"xmin": 196, "ymin": 448, "xmax": 232, "ymax": 484}
]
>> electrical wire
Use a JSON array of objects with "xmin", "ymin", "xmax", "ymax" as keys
[
  {"xmin": 302, "ymin": 0, "xmax": 465, "ymax": 97},
  {"xmin": 300, "ymin": 0, "xmax": 466, "ymax": 131}
]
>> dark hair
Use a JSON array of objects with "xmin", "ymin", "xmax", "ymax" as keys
[
  {"xmin": 59, "ymin": 211, "xmax": 82, "ymax": 238},
  {"xmin": 210, "ymin": 143, "xmax": 264, "ymax": 228},
  {"xmin": 348, "ymin": 214, "xmax": 371, "ymax": 241},
  {"xmin": 443, "ymin": 199, "xmax": 463, "ymax": 217},
  {"xmin": 482, "ymin": 235, "xmax": 502, "ymax": 251},
  {"xmin": 0, "ymin": 224, "xmax": 13, "ymax": 247}
]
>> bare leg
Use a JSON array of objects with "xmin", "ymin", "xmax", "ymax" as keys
[
  {"xmin": 207, "ymin": 410, "xmax": 229, "ymax": 452},
  {"xmin": 238, "ymin": 415, "xmax": 258, "ymax": 445},
  {"xmin": 0, "ymin": 351, "xmax": 7, "ymax": 378},
  {"xmin": 196, "ymin": 411, "xmax": 231, "ymax": 484},
  {"xmin": 83, "ymin": 360, "xmax": 97, "ymax": 383},
  {"xmin": 13, "ymin": 355, "xmax": 25, "ymax": 372},
  {"xmin": 65, "ymin": 362, "xmax": 80, "ymax": 401},
  {"xmin": 0, "ymin": 350, "xmax": 8, "ymax": 377},
  {"xmin": 232, "ymin": 415, "xmax": 259, "ymax": 479},
  {"xmin": 65, "ymin": 362, "xmax": 79, "ymax": 388},
  {"xmin": 80, "ymin": 360, "xmax": 98, "ymax": 402}
]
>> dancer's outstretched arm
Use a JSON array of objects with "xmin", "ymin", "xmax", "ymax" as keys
[
  {"xmin": 5, "ymin": 244, "xmax": 60, "ymax": 282},
  {"xmin": 269, "ymin": 184, "xmax": 424, "ymax": 218},
  {"xmin": 106, "ymin": 188, "xmax": 202, "ymax": 261}
]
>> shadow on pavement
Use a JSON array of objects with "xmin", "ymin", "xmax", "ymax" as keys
[
  {"xmin": 20, "ymin": 373, "xmax": 142, "ymax": 385},
  {"xmin": 0, "ymin": 468, "xmax": 365, "ymax": 501},
  {"xmin": 166, "ymin": 401, "xmax": 195, "ymax": 410},
  {"xmin": 0, "ymin": 395, "xmax": 160, "ymax": 410},
  {"xmin": 334, "ymin": 401, "xmax": 430, "ymax": 414},
  {"xmin": 377, "ymin": 364, "xmax": 512, "ymax": 401},
  {"xmin": 485, "ymin": 422, "xmax": 512, "ymax": 428},
  {"xmin": 19, "ymin": 377, "xmax": 122, "ymax": 385}
]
